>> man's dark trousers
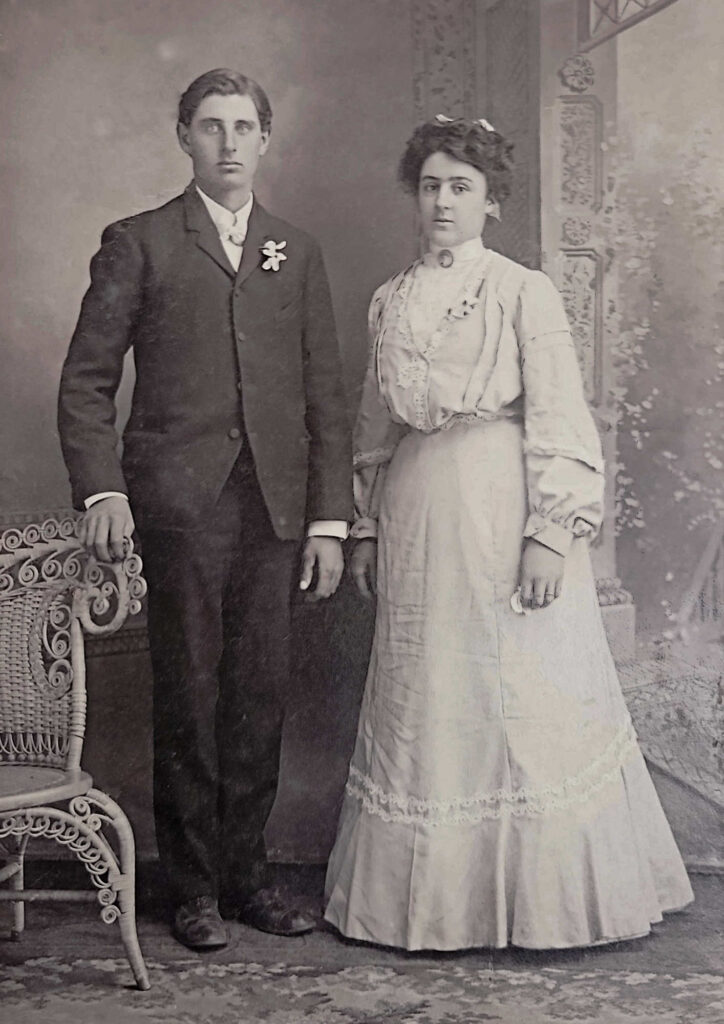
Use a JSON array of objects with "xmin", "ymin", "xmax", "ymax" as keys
[{"xmin": 140, "ymin": 447, "xmax": 297, "ymax": 908}]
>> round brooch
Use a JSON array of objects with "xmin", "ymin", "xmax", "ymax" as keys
[{"xmin": 438, "ymin": 249, "xmax": 454, "ymax": 268}]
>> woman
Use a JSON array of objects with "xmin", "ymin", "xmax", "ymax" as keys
[{"xmin": 324, "ymin": 116, "xmax": 693, "ymax": 951}]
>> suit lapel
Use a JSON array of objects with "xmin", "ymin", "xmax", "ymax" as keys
[
  {"xmin": 236, "ymin": 201, "xmax": 277, "ymax": 288},
  {"xmin": 183, "ymin": 185, "xmax": 235, "ymax": 278}
]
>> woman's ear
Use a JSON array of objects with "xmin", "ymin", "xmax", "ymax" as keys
[{"xmin": 486, "ymin": 196, "xmax": 501, "ymax": 221}]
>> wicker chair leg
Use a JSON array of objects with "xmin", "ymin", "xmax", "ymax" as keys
[
  {"xmin": 84, "ymin": 789, "xmax": 151, "ymax": 991},
  {"xmin": 10, "ymin": 835, "xmax": 28, "ymax": 941}
]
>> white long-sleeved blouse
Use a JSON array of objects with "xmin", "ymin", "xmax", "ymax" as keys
[{"xmin": 351, "ymin": 237, "xmax": 605, "ymax": 556}]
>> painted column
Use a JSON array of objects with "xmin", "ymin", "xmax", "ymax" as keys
[{"xmin": 540, "ymin": 0, "xmax": 635, "ymax": 658}]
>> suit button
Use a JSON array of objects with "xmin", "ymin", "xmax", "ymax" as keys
[
  {"xmin": 237, "ymin": 330, "xmax": 246, "ymax": 342},
  {"xmin": 228, "ymin": 427, "xmax": 241, "ymax": 440},
  {"xmin": 236, "ymin": 381, "xmax": 243, "ymax": 394}
]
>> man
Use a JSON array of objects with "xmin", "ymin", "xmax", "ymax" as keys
[{"xmin": 58, "ymin": 69, "xmax": 352, "ymax": 950}]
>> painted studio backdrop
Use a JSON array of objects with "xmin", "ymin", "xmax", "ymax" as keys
[{"xmin": 1, "ymin": 0, "xmax": 722, "ymax": 866}]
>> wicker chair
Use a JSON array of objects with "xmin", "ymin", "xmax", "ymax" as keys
[{"xmin": 0, "ymin": 516, "xmax": 150, "ymax": 990}]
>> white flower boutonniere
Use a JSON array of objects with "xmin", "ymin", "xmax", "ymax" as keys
[{"xmin": 261, "ymin": 239, "xmax": 287, "ymax": 272}]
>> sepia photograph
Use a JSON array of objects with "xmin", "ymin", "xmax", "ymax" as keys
[{"xmin": 0, "ymin": 1, "xmax": 722, "ymax": 1021}]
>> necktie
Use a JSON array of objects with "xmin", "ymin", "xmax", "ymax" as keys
[{"xmin": 225, "ymin": 225, "xmax": 246, "ymax": 247}]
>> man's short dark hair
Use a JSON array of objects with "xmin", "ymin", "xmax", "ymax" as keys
[{"xmin": 178, "ymin": 69, "xmax": 272, "ymax": 134}]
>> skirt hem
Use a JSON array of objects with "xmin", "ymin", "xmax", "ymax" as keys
[{"xmin": 323, "ymin": 900, "xmax": 693, "ymax": 953}]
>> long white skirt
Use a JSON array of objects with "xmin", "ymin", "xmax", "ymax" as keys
[{"xmin": 325, "ymin": 419, "xmax": 693, "ymax": 950}]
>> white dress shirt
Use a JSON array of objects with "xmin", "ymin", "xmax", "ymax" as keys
[
  {"xmin": 85, "ymin": 185, "xmax": 348, "ymax": 541},
  {"xmin": 195, "ymin": 186, "xmax": 252, "ymax": 272}
]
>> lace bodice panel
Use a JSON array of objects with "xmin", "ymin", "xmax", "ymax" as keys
[{"xmin": 352, "ymin": 244, "xmax": 604, "ymax": 554}]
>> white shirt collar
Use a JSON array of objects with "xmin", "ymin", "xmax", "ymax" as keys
[{"xmin": 195, "ymin": 185, "xmax": 254, "ymax": 239}]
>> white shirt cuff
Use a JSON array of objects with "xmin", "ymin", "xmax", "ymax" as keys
[
  {"xmin": 84, "ymin": 501, "xmax": 348, "ymax": 543},
  {"xmin": 84, "ymin": 491, "xmax": 129, "ymax": 510},
  {"xmin": 307, "ymin": 520, "xmax": 349, "ymax": 540}
]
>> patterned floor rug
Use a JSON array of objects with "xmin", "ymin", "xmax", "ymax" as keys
[{"xmin": 2, "ymin": 955, "xmax": 723, "ymax": 1024}]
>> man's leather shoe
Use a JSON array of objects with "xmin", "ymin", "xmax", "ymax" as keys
[
  {"xmin": 173, "ymin": 896, "xmax": 229, "ymax": 950},
  {"xmin": 238, "ymin": 887, "xmax": 315, "ymax": 936}
]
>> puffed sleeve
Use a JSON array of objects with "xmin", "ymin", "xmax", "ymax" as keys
[
  {"xmin": 350, "ymin": 283, "xmax": 410, "ymax": 539},
  {"xmin": 517, "ymin": 270, "xmax": 604, "ymax": 556}
]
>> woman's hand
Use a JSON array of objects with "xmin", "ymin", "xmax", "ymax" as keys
[
  {"xmin": 350, "ymin": 539, "xmax": 378, "ymax": 600},
  {"xmin": 519, "ymin": 537, "xmax": 565, "ymax": 609}
]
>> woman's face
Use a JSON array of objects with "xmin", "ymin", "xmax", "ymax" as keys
[{"xmin": 418, "ymin": 151, "xmax": 495, "ymax": 249}]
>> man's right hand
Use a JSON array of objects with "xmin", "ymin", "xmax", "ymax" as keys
[
  {"xmin": 79, "ymin": 496, "xmax": 135, "ymax": 563},
  {"xmin": 350, "ymin": 538, "xmax": 378, "ymax": 600}
]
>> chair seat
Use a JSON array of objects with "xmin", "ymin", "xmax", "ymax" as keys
[{"xmin": 0, "ymin": 765, "xmax": 93, "ymax": 813}]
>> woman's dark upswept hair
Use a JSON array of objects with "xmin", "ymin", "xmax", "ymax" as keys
[
  {"xmin": 178, "ymin": 68, "xmax": 272, "ymax": 134},
  {"xmin": 398, "ymin": 118, "xmax": 514, "ymax": 203}
]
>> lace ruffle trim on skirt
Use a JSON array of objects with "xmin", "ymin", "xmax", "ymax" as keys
[{"xmin": 346, "ymin": 720, "xmax": 639, "ymax": 826}]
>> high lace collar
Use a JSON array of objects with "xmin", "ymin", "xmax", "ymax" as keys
[{"xmin": 422, "ymin": 235, "xmax": 486, "ymax": 270}]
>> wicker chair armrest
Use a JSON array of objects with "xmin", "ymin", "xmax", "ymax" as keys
[{"xmin": 73, "ymin": 543, "xmax": 147, "ymax": 637}]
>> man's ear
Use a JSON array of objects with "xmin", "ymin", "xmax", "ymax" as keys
[
  {"xmin": 177, "ymin": 122, "xmax": 192, "ymax": 156},
  {"xmin": 259, "ymin": 131, "xmax": 271, "ymax": 156}
]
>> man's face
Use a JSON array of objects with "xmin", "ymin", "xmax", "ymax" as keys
[{"xmin": 177, "ymin": 92, "xmax": 269, "ymax": 202}]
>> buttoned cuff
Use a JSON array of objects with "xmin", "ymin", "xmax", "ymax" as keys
[
  {"xmin": 84, "ymin": 491, "xmax": 129, "ymax": 510},
  {"xmin": 306, "ymin": 520, "xmax": 349, "ymax": 540}
]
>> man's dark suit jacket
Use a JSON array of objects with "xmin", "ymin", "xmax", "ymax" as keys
[{"xmin": 58, "ymin": 185, "xmax": 352, "ymax": 539}]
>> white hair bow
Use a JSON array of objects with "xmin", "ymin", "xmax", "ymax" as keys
[{"xmin": 434, "ymin": 114, "xmax": 497, "ymax": 133}]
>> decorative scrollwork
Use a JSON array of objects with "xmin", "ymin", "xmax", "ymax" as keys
[
  {"xmin": 74, "ymin": 548, "xmax": 147, "ymax": 636},
  {"xmin": 46, "ymin": 660, "xmax": 73, "ymax": 695},
  {"xmin": 62, "ymin": 554, "xmax": 83, "ymax": 583},
  {"xmin": 27, "ymin": 590, "xmax": 75, "ymax": 698},
  {"xmin": 17, "ymin": 560, "xmax": 40, "ymax": 586},
  {"xmin": 46, "ymin": 619, "xmax": 71, "ymax": 652},
  {"xmin": 0, "ymin": 547, "xmax": 85, "ymax": 604},
  {"xmin": 0, "ymin": 528, "xmax": 24, "ymax": 553},
  {"xmin": 41, "ymin": 517, "xmax": 76, "ymax": 543},
  {"xmin": 48, "ymin": 602, "xmax": 72, "ymax": 631},
  {"xmin": 1, "ymin": 528, "xmax": 146, "ymax": 639},
  {"xmin": 41, "ymin": 555, "xmax": 63, "ymax": 583},
  {"xmin": 0, "ymin": 516, "xmax": 78, "ymax": 556},
  {"xmin": 0, "ymin": 799, "xmax": 123, "ymax": 926},
  {"xmin": 69, "ymin": 796, "xmax": 106, "ymax": 833},
  {"xmin": 21, "ymin": 523, "xmax": 42, "ymax": 546},
  {"xmin": 2, "ymin": 523, "xmax": 147, "ymax": 708},
  {"xmin": 125, "ymin": 554, "xmax": 145, "ymax": 616}
]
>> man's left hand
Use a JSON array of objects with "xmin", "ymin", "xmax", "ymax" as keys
[{"xmin": 299, "ymin": 537, "xmax": 344, "ymax": 600}]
